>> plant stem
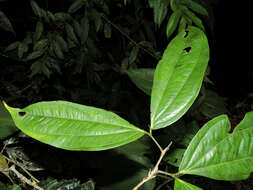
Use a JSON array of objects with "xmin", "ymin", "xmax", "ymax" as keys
[
  {"xmin": 148, "ymin": 133, "xmax": 163, "ymax": 152},
  {"xmin": 132, "ymin": 142, "xmax": 172, "ymax": 190},
  {"xmin": 9, "ymin": 165, "xmax": 43, "ymax": 190},
  {"xmin": 100, "ymin": 14, "xmax": 160, "ymax": 60}
]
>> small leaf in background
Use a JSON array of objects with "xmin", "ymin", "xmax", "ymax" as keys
[
  {"xmin": 150, "ymin": 0, "xmax": 170, "ymax": 27},
  {"xmin": 52, "ymin": 40, "xmax": 64, "ymax": 60},
  {"xmin": 179, "ymin": 0, "xmax": 208, "ymax": 16},
  {"xmin": 4, "ymin": 101, "xmax": 145, "ymax": 151},
  {"xmin": 165, "ymin": 148, "xmax": 185, "ymax": 167},
  {"xmin": 166, "ymin": 10, "xmax": 181, "ymax": 39},
  {"xmin": 199, "ymin": 89, "xmax": 228, "ymax": 118},
  {"xmin": 0, "ymin": 11, "xmax": 15, "ymax": 34},
  {"xmin": 126, "ymin": 68, "xmax": 154, "ymax": 96},
  {"xmin": 181, "ymin": 6, "xmax": 205, "ymax": 31},
  {"xmin": 104, "ymin": 23, "xmax": 111, "ymax": 38},
  {"xmin": 151, "ymin": 26, "xmax": 209, "ymax": 130},
  {"xmin": 6, "ymin": 147, "xmax": 44, "ymax": 171},
  {"xmin": 33, "ymin": 38, "xmax": 49, "ymax": 51},
  {"xmin": 68, "ymin": 0, "xmax": 86, "ymax": 14},
  {"xmin": 41, "ymin": 178, "xmax": 95, "ymax": 190},
  {"xmin": 34, "ymin": 21, "xmax": 44, "ymax": 42},
  {"xmin": 174, "ymin": 178, "xmax": 202, "ymax": 190},
  {"xmin": 101, "ymin": 140, "xmax": 155, "ymax": 190},
  {"xmin": 30, "ymin": 0, "xmax": 43, "ymax": 18},
  {"xmin": 80, "ymin": 17, "xmax": 89, "ymax": 43},
  {"xmin": 0, "ymin": 102, "xmax": 18, "ymax": 140},
  {"xmin": 94, "ymin": 14, "xmax": 102, "ymax": 32},
  {"xmin": 129, "ymin": 46, "xmax": 139, "ymax": 65},
  {"xmin": 178, "ymin": 112, "xmax": 253, "ymax": 180},
  {"xmin": 17, "ymin": 42, "xmax": 28, "ymax": 59},
  {"xmin": 65, "ymin": 23, "xmax": 79, "ymax": 45},
  {"xmin": 54, "ymin": 12, "xmax": 72, "ymax": 22},
  {"xmin": 5, "ymin": 41, "xmax": 20, "ymax": 52},
  {"xmin": 73, "ymin": 20, "xmax": 82, "ymax": 40},
  {"xmin": 30, "ymin": 59, "xmax": 51, "ymax": 78},
  {"xmin": 26, "ymin": 49, "xmax": 45, "ymax": 61},
  {"xmin": 55, "ymin": 35, "xmax": 68, "ymax": 52}
]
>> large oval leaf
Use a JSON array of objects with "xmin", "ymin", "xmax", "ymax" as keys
[
  {"xmin": 3, "ymin": 101, "xmax": 145, "ymax": 151},
  {"xmin": 178, "ymin": 112, "xmax": 253, "ymax": 180},
  {"xmin": 151, "ymin": 26, "xmax": 209, "ymax": 130}
]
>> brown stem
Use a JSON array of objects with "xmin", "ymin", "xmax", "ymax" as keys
[{"xmin": 132, "ymin": 142, "xmax": 173, "ymax": 190}]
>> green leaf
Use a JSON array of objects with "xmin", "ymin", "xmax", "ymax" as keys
[
  {"xmin": 150, "ymin": 26, "xmax": 209, "ymax": 130},
  {"xmin": 4, "ymin": 101, "xmax": 145, "ymax": 151},
  {"xmin": 80, "ymin": 17, "xmax": 89, "ymax": 44},
  {"xmin": 33, "ymin": 39, "xmax": 49, "ymax": 51},
  {"xmin": 42, "ymin": 178, "xmax": 95, "ymax": 190},
  {"xmin": 5, "ymin": 41, "xmax": 20, "ymax": 52},
  {"xmin": 52, "ymin": 40, "xmax": 64, "ymax": 60},
  {"xmin": 165, "ymin": 148, "xmax": 185, "ymax": 167},
  {"xmin": 181, "ymin": 6, "xmax": 205, "ymax": 31},
  {"xmin": 17, "ymin": 42, "xmax": 28, "ymax": 59},
  {"xmin": 199, "ymin": 90, "xmax": 228, "ymax": 118},
  {"xmin": 55, "ymin": 35, "xmax": 68, "ymax": 52},
  {"xmin": 126, "ymin": 68, "xmax": 154, "ymax": 96},
  {"xmin": 30, "ymin": 0, "xmax": 43, "ymax": 18},
  {"xmin": 65, "ymin": 23, "xmax": 79, "ymax": 45},
  {"xmin": 166, "ymin": 10, "xmax": 182, "ymax": 39},
  {"xmin": 129, "ymin": 46, "xmax": 139, "ymax": 65},
  {"xmin": 104, "ymin": 23, "xmax": 112, "ymax": 38},
  {"xmin": 26, "ymin": 49, "xmax": 45, "ymax": 61},
  {"xmin": 179, "ymin": 0, "xmax": 208, "ymax": 16},
  {"xmin": 0, "ymin": 11, "xmax": 15, "ymax": 34},
  {"xmin": 174, "ymin": 178, "xmax": 202, "ymax": 190},
  {"xmin": 30, "ymin": 60, "xmax": 51, "ymax": 78},
  {"xmin": 179, "ymin": 113, "xmax": 253, "ymax": 180},
  {"xmin": 68, "ymin": 0, "xmax": 86, "ymax": 14},
  {"xmin": 34, "ymin": 21, "xmax": 44, "ymax": 42},
  {"xmin": 151, "ymin": 0, "xmax": 170, "ymax": 27}
]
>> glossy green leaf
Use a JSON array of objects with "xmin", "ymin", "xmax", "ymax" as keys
[
  {"xmin": 0, "ymin": 102, "xmax": 18, "ymax": 140},
  {"xmin": 174, "ymin": 178, "xmax": 202, "ymax": 190},
  {"xmin": 151, "ymin": 26, "xmax": 209, "ymax": 130},
  {"xmin": 4, "ymin": 101, "xmax": 145, "ymax": 151},
  {"xmin": 126, "ymin": 68, "xmax": 154, "ymax": 96},
  {"xmin": 179, "ymin": 113, "xmax": 253, "ymax": 180},
  {"xmin": 166, "ymin": 10, "xmax": 181, "ymax": 39}
]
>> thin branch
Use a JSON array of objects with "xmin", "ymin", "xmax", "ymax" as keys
[
  {"xmin": 133, "ymin": 142, "xmax": 173, "ymax": 190},
  {"xmin": 4, "ymin": 155, "xmax": 40, "ymax": 183},
  {"xmin": 148, "ymin": 134, "xmax": 163, "ymax": 152},
  {"xmin": 100, "ymin": 14, "xmax": 160, "ymax": 60},
  {"xmin": 9, "ymin": 165, "xmax": 43, "ymax": 190}
]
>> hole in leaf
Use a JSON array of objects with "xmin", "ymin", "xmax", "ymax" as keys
[
  {"xmin": 184, "ymin": 30, "xmax": 189, "ymax": 38},
  {"xmin": 18, "ymin": 112, "xmax": 26, "ymax": 117},
  {"xmin": 184, "ymin": 47, "xmax": 192, "ymax": 53},
  {"xmin": 174, "ymin": 159, "xmax": 178, "ymax": 163}
]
